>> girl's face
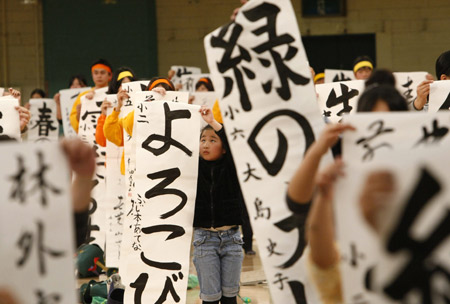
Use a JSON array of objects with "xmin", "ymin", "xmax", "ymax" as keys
[
  {"xmin": 372, "ymin": 99, "xmax": 390, "ymax": 112},
  {"xmin": 70, "ymin": 78, "xmax": 85, "ymax": 89},
  {"xmin": 196, "ymin": 84, "xmax": 209, "ymax": 92},
  {"xmin": 355, "ymin": 67, "xmax": 372, "ymax": 80},
  {"xmin": 200, "ymin": 129, "xmax": 225, "ymax": 161}
]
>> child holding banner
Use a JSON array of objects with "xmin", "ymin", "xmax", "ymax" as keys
[
  {"xmin": 353, "ymin": 55, "xmax": 374, "ymax": 80},
  {"xmin": 69, "ymin": 58, "xmax": 113, "ymax": 132},
  {"xmin": 193, "ymin": 105, "xmax": 244, "ymax": 304},
  {"xmin": 413, "ymin": 50, "xmax": 450, "ymax": 111},
  {"xmin": 95, "ymin": 67, "xmax": 136, "ymax": 147}
]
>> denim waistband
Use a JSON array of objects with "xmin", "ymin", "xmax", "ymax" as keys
[{"xmin": 196, "ymin": 226, "xmax": 239, "ymax": 237}]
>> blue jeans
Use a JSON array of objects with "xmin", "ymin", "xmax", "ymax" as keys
[{"xmin": 193, "ymin": 227, "xmax": 244, "ymax": 301}]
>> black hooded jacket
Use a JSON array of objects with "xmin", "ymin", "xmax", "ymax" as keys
[{"xmin": 193, "ymin": 127, "xmax": 244, "ymax": 228}]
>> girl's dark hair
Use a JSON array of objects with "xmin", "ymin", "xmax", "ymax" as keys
[
  {"xmin": 435, "ymin": 50, "xmax": 450, "ymax": 79},
  {"xmin": 195, "ymin": 77, "xmax": 214, "ymax": 91},
  {"xmin": 30, "ymin": 88, "xmax": 46, "ymax": 98},
  {"xmin": 365, "ymin": 69, "xmax": 396, "ymax": 87},
  {"xmin": 107, "ymin": 67, "xmax": 136, "ymax": 94},
  {"xmin": 147, "ymin": 77, "xmax": 175, "ymax": 91},
  {"xmin": 357, "ymin": 84, "xmax": 408, "ymax": 112},
  {"xmin": 68, "ymin": 75, "xmax": 88, "ymax": 88}
]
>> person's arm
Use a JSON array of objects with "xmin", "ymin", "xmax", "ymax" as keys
[
  {"xmin": 104, "ymin": 110, "xmax": 124, "ymax": 147},
  {"xmin": 95, "ymin": 114, "xmax": 107, "ymax": 147},
  {"xmin": 307, "ymin": 159, "xmax": 343, "ymax": 269},
  {"xmin": 53, "ymin": 92, "xmax": 62, "ymax": 120},
  {"xmin": 288, "ymin": 123, "xmax": 354, "ymax": 204},
  {"xmin": 60, "ymin": 138, "xmax": 96, "ymax": 247},
  {"xmin": 412, "ymin": 74, "xmax": 434, "ymax": 111},
  {"xmin": 69, "ymin": 89, "xmax": 91, "ymax": 132}
]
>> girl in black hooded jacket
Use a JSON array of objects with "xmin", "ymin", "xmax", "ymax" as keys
[{"xmin": 192, "ymin": 105, "xmax": 244, "ymax": 304}]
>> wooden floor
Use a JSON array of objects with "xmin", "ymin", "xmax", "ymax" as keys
[{"xmin": 78, "ymin": 239, "xmax": 273, "ymax": 304}]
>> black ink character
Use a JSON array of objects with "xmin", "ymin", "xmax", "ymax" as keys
[
  {"xmin": 9, "ymin": 155, "xmax": 27, "ymax": 203},
  {"xmin": 333, "ymin": 72, "xmax": 352, "ymax": 82},
  {"xmin": 326, "ymin": 83, "xmax": 359, "ymax": 116},
  {"xmin": 140, "ymin": 225, "xmax": 185, "ymax": 270},
  {"xmin": 142, "ymin": 102, "xmax": 192, "ymax": 157},
  {"xmin": 248, "ymin": 109, "xmax": 315, "ymax": 176},
  {"xmin": 31, "ymin": 102, "xmax": 57, "ymax": 137},
  {"xmin": 29, "ymin": 151, "xmax": 62, "ymax": 206},
  {"xmin": 243, "ymin": 2, "xmax": 310, "ymax": 100},
  {"xmin": 381, "ymin": 167, "xmax": 450, "ymax": 302},
  {"xmin": 243, "ymin": 163, "xmax": 262, "ymax": 182},
  {"xmin": 230, "ymin": 127, "xmax": 245, "ymax": 140},
  {"xmin": 273, "ymin": 273, "xmax": 289, "ymax": 290},
  {"xmin": 275, "ymin": 213, "xmax": 308, "ymax": 269},
  {"xmin": 145, "ymin": 168, "xmax": 188, "ymax": 219},
  {"xmin": 210, "ymin": 22, "xmax": 254, "ymax": 111},
  {"xmin": 438, "ymin": 92, "xmax": 450, "ymax": 110},
  {"xmin": 0, "ymin": 111, "xmax": 3, "ymax": 133},
  {"xmin": 267, "ymin": 238, "xmax": 283, "ymax": 257},
  {"xmin": 254, "ymin": 197, "xmax": 270, "ymax": 220},
  {"xmin": 401, "ymin": 76, "xmax": 414, "ymax": 102},
  {"xmin": 341, "ymin": 242, "xmax": 365, "ymax": 268},
  {"xmin": 17, "ymin": 221, "xmax": 65, "ymax": 276},
  {"xmin": 356, "ymin": 120, "xmax": 394, "ymax": 161},
  {"xmin": 130, "ymin": 272, "xmax": 184, "ymax": 304},
  {"xmin": 36, "ymin": 289, "xmax": 61, "ymax": 304},
  {"xmin": 224, "ymin": 105, "xmax": 240, "ymax": 121},
  {"xmin": 415, "ymin": 119, "xmax": 449, "ymax": 146}
]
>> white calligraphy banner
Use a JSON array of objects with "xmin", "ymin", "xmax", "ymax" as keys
[
  {"xmin": 0, "ymin": 97, "xmax": 20, "ymax": 139},
  {"xmin": 342, "ymin": 112, "xmax": 450, "ymax": 164},
  {"xmin": 0, "ymin": 87, "xmax": 4, "ymax": 96},
  {"xmin": 121, "ymin": 100, "xmax": 200, "ymax": 303},
  {"xmin": 78, "ymin": 87, "xmax": 108, "ymax": 249},
  {"xmin": 59, "ymin": 87, "xmax": 91, "ymax": 138},
  {"xmin": 205, "ymin": 0, "xmax": 331, "ymax": 302},
  {"xmin": 325, "ymin": 69, "xmax": 355, "ymax": 83},
  {"xmin": 336, "ymin": 146, "xmax": 450, "ymax": 303},
  {"xmin": 429, "ymin": 80, "xmax": 450, "ymax": 112},
  {"xmin": 337, "ymin": 112, "xmax": 450, "ymax": 303},
  {"xmin": 118, "ymin": 91, "xmax": 190, "ymax": 282},
  {"xmin": 316, "ymin": 80, "xmax": 365, "ymax": 123},
  {"xmin": 28, "ymin": 98, "xmax": 59, "ymax": 142},
  {"xmin": 181, "ymin": 73, "xmax": 210, "ymax": 92},
  {"xmin": 170, "ymin": 65, "xmax": 202, "ymax": 87},
  {"xmin": 122, "ymin": 81, "xmax": 150, "ymax": 93},
  {"xmin": 393, "ymin": 72, "xmax": 428, "ymax": 105},
  {"xmin": 0, "ymin": 141, "xmax": 76, "ymax": 304}
]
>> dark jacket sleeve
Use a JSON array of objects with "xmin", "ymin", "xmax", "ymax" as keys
[
  {"xmin": 74, "ymin": 210, "xmax": 89, "ymax": 248},
  {"xmin": 286, "ymin": 194, "xmax": 311, "ymax": 216}
]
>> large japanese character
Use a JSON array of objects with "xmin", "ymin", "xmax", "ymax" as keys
[
  {"xmin": 275, "ymin": 213, "xmax": 308, "ymax": 269},
  {"xmin": 381, "ymin": 167, "xmax": 450, "ymax": 302},
  {"xmin": 401, "ymin": 76, "xmax": 413, "ymax": 101},
  {"xmin": 325, "ymin": 83, "xmax": 359, "ymax": 116},
  {"xmin": 16, "ymin": 221, "xmax": 65, "ymax": 276},
  {"xmin": 145, "ymin": 168, "xmax": 188, "ymax": 219},
  {"xmin": 210, "ymin": 22, "xmax": 254, "ymax": 111},
  {"xmin": 140, "ymin": 225, "xmax": 185, "ymax": 270},
  {"xmin": 248, "ymin": 109, "xmax": 315, "ymax": 176},
  {"xmin": 415, "ymin": 119, "xmax": 449, "ymax": 146},
  {"xmin": 438, "ymin": 92, "xmax": 450, "ymax": 110},
  {"xmin": 30, "ymin": 102, "xmax": 57, "ymax": 137},
  {"xmin": 130, "ymin": 272, "xmax": 183, "ymax": 304},
  {"xmin": 333, "ymin": 72, "xmax": 352, "ymax": 82},
  {"xmin": 29, "ymin": 151, "xmax": 62, "ymax": 206},
  {"xmin": 36, "ymin": 289, "xmax": 61, "ymax": 304},
  {"xmin": 356, "ymin": 120, "xmax": 394, "ymax": 161},
  {"xmin": 142, "ymin": 102, "xmax": 192, "ymax": 157},
  {"xmin": 244, "ymin": 3, "xmax": 310, "ymax": 100},
  {"xmin": 0, "ymin": 111, "xmax": 3, "ymax": 133},
  {"xmin": 9, "ymin": 155, "xmax": 27, "ymax": 203}
]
